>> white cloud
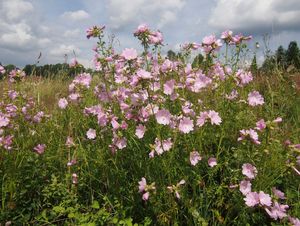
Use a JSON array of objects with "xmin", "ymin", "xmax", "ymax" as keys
[
  {"xmin": 63, "ymin": 29, "xmax": 81, "ymax": 38},
  {"xmin": 62, "ymin": 10, "xmax": 90, "ymax": 21},
  {"xmin": 50, "ymin": 44, "xmax": 81, "ymax": 57},
  {"xmin": 1, "ymin": 0, "xmax": 33, "ymax": 21},
  {"xmin": 209, "ymin": 0, "xmax": 300, "ymax": 33},
  {"xmin": 107, "ymin": 0, "xmax": 186, "ymax": 29},
  {"xmin": 0, "ymin": 22, "xmax": 34, "ymax": 49}
]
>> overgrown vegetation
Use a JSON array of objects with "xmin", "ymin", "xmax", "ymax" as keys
[{"xmin": 0, "ymin": 26, "xmax": 300, "ymax": 225}]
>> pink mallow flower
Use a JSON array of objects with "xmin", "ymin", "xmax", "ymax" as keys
[
  {"xmin": 0, "ymin": 115, "xmax": 10, "ymax": 128},
  {"xmin": 258, "ymin": 191, "xmax": 272, "ymax": 207},
  {"xmin": 58, "ymin": 98, "xmax": 68, "ymax": 109},
  {"xmin": 167, "ymin": 179, "xmax": 186, "ymax": 199},
  {"xmin": 255, "ymin": 119, "xmax": 266, "ymax": 131},
  {"xmin": 135, "ymin": 124, "xmax": 146, "ymax": 139},
  {"xmin": 121, "ymin": 48, "xmax": 138, "ymax": 60},
  {"xmin": 208, "ymin": 157, "xmax": 217, "ymax": 167},
  {"xmin": 265, "ymin": 202, "xmax": 289, "ymax": 220},
  {"xmin": 239, "ymin": 180, "xmax": 252, "ymax": 195},
  {"xmin": 178, "ymin": 117, "xmax": 194, "ymax": 134},
  {"xmin": 248, "ymin": 91, "xmax": 264, "ymax": 106},
  {"xmin": 34, "ymin": 144, "xmax": 46, "ymax": 155},
  {"xmin": 86, "ymin": 128, "xmax": 96, "ymax": 139},
  {"xmin": 190, "ymin": 151, "xmax": 202, "ymax": 166},
  {"xmin": 72, "ymin": 173, "xmax": 78, "ymax": 184},
  {"xmin": 196, "ymin": 110, "xmax": 222, "ymax": 127},
  {"xmin": 244, "ymin": 192, "xmax": 259, "ymax": 207},
  {"xmin": 238, "ymin": 129, "xmax": 261, "ymax": 144},
  {"xmin": 138, "ymin": 177, "xmax": 156, "ymax": 201},
  {"xmin": 0, "ymin": 65, "xmax": 6, "ymax": 74},
  {"xmin": 155, "ymin": 109, "xmax": 171, "ymax": 125},
  {"xmin": 242, "ymin": 163, "xmax": 258, "ymax": 179},
  {"xmin": 289, "ymin": 217, "xmax": 300, "ymax": 226},
  {"xmin": 137, "ymin": 69, "xmax": 152, "ymax": 79},
  {"xmin": 272, "ymin": 187, "xmax": 286, "ymax": 200},
  {"xmin": 207, "ymin": 110, "xmax": 222, "ymax": 125}
]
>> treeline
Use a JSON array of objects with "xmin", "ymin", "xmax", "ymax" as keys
[
  {"xmin": 1, "ymin": 41, "xmax": 300, "ymax": 78},
  {"xmin": 0, "ymin": 63, "xmax": 91, "ymax": 78},
  {"xmin": 259, "ymin": 41, "xmax": 300, "ymax": 73}
]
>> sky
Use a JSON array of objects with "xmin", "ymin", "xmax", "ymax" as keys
[{"xmin": 1, "ymin": 0, "xmax": 300, "ymax": 68}]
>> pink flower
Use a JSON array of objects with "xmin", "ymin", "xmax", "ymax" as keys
[
  {"xmin": 272, "ymin": 187, "xmax": 286, "ymax": 200},
  {"xmin": 142, "ymin": 192, "xmax": 150, "ymax": 201},
  {"xmin": 155, "ymin": 109, "xmax": 171, "ymax": 125},
  {"xmin": 151, "ymin": 138, "xmax": 173, "ymax": 157},
  {"xmin": 138, "ymin": 177, "xmax": 147, "ymax": 192},
  {"xmin": 236, "ymin": 69, "xmax": 253, "ymax": 86},
  {"xmin": 190, "ymin": 151, "xmax": 202, "ymax": 166},
  {"xmin": 58, "ymin": 98, "xmax": 68, "ymax": 109},
  {"xmin": 86, "ymin": 128, "xmax": 96, "ymax": 139},
  {"xmin": 196, "ymin": 111, "xmax": 208, "ymax": 127},
  {"xmin": 239, "ymin": 180, "xmax": 252, "ymax": 195},
  {"xmin": 0, "ymin": 115, "xmax": 10, "ymax": 128},
  {"xmin": 248, "ymin": 91, "xmax": 264, "ymax": 106},
  {"xmin": 138, "ymin": 177, "xmax": 156, "ymax": 201},
  {"xmin": 65, "ymin": 136, "xmax": 75, "ymax": 148},
  {"xmin": 0, "ymin": 65, "xmax": 6, "ymax": 74},
  {"xmin": 67, "ymin": 159, "xmax": 77, "ymax": 166},
  {"xmin": 244, "ymin": 192, "xmax": 259, "ymax": 207},
  {"xmin": 273, "ymin": 117, "xmax": 282, "ymax": 123},
  {"xmin": 207, "ymin": 110, "xmax": 222, "ymax": 125},
  {"xmin": 8, "ymin": 90, "xmax": 18, "ymax": 100},
  {"xmin": 135, "ymin": 124, "xmax": 146, "ymax": 139},
  {"xmin": 134, "ymin": 24, "xmax": 149, "ymax": 34},
  {"xmin": 149, "ymin": 31, "xmax": 163, "ymax": 45},
  {"xmin": 34, "ymin": 144, "xmax": 46, "ymax": 155},
  {"xmin": 265, "ymin": 202, "xmax": 289, "ymax": 220},
  {"xmin": 255, "ymin": 119, "xmax": 266, "ymax": 131},
  {"xmin": 73, "ymin": 73, "xmax": 92, "ymax": 88},
  {"xmin": 167, "ymin": 179, "xmax": 186, "ymax": 199},
  {"xmin": 202, "ymin": 35, "xmax": 217, "ymax": 45},
  {"xmin": 258, "ymin": 191, "xmax": 272, "ymax": 207},
  {"xmin": 72, "ymin": 173, "xmax": 78, "ymax": 184},
  {"xmin": 289, "ymin": 217, "xmax": 300, "ymax": 226},
  {"xmin": 86, "ymin": 25, "xmax": 105, "ymax": 39},
  {"xmin": 238, "ymin": 129, "xmax": 261, "ymax": 144},
  {"xmin": 242, "ymin": 163, "xmax": 258, "ymax": 179},
  {"xmin": 221, "ymin": 30, "xmax": 233, "ymax": 40},
  {"xmin": 226, "ymin": 89, "xmax": 238, "ymax": 100},
  {"xmin": 178, "ymin": 117, "xmax": 194, "ymax": 134},
  {"xmin": 208, "ymin": 157, "xmax": 217, "ymax": 167},
  {"xmin": 162, "ymin": 138, "xmax": 173, "ymax": 151},
  {"xmin": 137, "ymin": 69, "xmax": 152, "ymax": 79},
  {"xmin": 163, "ymin": 79, "xmax": 176, "ymax": 95},
  {"xmin": 121, "ymin": 48, "xmax": 138, "ymax": 60}
]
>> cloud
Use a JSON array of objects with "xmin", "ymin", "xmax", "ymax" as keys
[
  {"xmin": 209, "ymin": 0, "xmax": 300, "ymax": 34},
  {"xmin": 50, "ymin": 44, "xmax": 81, "ymax": 57},
  {"xmin": 106, "ymin": 0, "xmax": 186, "ymax": 30},
  {"xmin": 63, "ymin": 29, "xmax": 81, "ymax": 38},
  {"xmin": 1, "ymin": 0, "xmax": 33, "ymax": 21},
  {"xmin": 62, "ymin": 10, "xmax": 90, "ymax": 21}
]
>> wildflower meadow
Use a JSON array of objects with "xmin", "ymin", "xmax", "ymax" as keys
[{"xmin": 0, "ymin": 24, "xmax": 300, "ymax": 225}]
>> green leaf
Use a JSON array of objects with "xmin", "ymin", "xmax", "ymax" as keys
[{"xmin": 91, "ymin": 200, "xmax": 100, "ymax": 209}]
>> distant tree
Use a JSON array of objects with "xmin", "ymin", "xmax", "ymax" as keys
[
  {"xmin": 275, "ymin": 45, "xmax": 287, "ymax": 69},
  {"xmin": 286, "ymin": 41, "xmax": 300, "ymax": 69},
  {"xmin": 167, "ymin": 50, "xmax": 177, "ymax": 61},
  {"xmin": 4, "ymin": 64, "xmax": 16, "ymax": 73},
  {"xmin": 250, "ymin": 55, "xmax": 258, "ymax": 73},
  {"xmin": 23, "ymin": 64, "xmax": 34, "ymax": 75},
  {"xmin": 192, "ymin": 54, "xmax": 204, "ymax": 69}
]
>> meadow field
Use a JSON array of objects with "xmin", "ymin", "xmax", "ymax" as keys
[{"xmin": 0, "ymin": 25, "xmax": 300, "ymax": 225}]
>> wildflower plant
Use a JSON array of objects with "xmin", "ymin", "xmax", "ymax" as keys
[{"xmin": 0, "ymin": 24, "xmax": 299, "ymax": 225}]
